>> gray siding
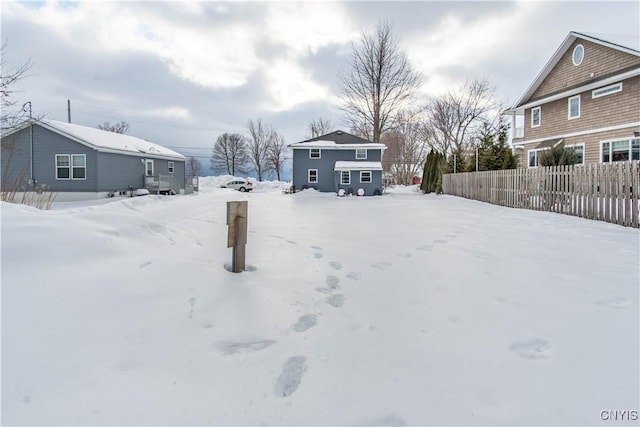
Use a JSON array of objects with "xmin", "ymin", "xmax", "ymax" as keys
[
  {"xmin": 335, "ymin": 170, "xmax": 383, "ymax": 196},
  {"xmin": 2, "ymin": 123, "xmax": 186, "ymax": 194},
  {"xmin": 2, "ymin": 125, "xmax": 98, "ymax": 192},
  {"xmin": 292, "ymin": 148, "xmax": 383, "ymax": 195}
]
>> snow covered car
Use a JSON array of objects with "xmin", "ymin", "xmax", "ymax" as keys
[{"xmin": 220, "ymin": 179, "xmax": 253, "ymax": 192}]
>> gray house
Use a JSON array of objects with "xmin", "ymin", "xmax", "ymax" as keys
[
  {"xmin": 289, "ymin": 130, "xmax": 386, "ymax": 195},
  {"xmin": 1, "ymin": 119, "xmax": 186, "ymax": 201}
]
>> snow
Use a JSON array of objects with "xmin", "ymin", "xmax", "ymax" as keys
[
  {"xmin": 2, "ymin": 178, "xmax": 638, "ymax": 426},
  {"xmin": 334, "ymin": 161, "xmax": 383, "ymax": 171},
  {"xmin": 42, "ymin": 120, "xmax": 185, "ymax": 160}
]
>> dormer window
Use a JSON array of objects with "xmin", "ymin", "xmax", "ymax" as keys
[
  {"xmin": 309, "ymin": 148, "xmax": 321, "ymax": 159},
  {"xmin": 356, "ymin": 148, "xmax": 367, "ymax": 159}
]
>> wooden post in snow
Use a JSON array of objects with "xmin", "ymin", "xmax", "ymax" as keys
[{"xmin": 227, "ymin": 201, "xmax": 248, "ymax": 273}]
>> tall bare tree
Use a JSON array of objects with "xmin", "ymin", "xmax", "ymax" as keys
[
  {"xmin": 307, "ymin": 118, "xmax": 333, "ymax": 138},
  {"xmin": 186, "ymin": 156, "xmax": 202, "ymax": 177},
  {"xmin": 338, "ymin": 22, "xmax": 421, "ymax": 143},
  {"xmin": 423, "ymin": 78, "xmax": 499, "ymax": 159},
  {"xmin": 211, "ymin": 133, "xmax": 249, "ymax": 176},
  {"xmin": 97, "ymin": 121, "xmax": 130, "ymax": 134},
  {"xmin": 246, "ymin": 118, "xmax": 273, "ymax": 181},
  {"xmin": 1, "ymin": 40, "xmax": 32, "ymax": 130},
  {"xmin": 381, "ymin": 112, "xmax": 429, "ymax": 185},
  {"xmin": 267, "ymin": 131, "xmax": 287, "ymax": 181}
]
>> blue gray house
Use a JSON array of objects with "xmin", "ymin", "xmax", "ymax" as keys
[
  {"xmin": 289, "ymin": 130, "xmax": 386, "ymax": 195},
  {"xmin": 1, "ymin": 119, "xmax": 186, "ymax": 201}
]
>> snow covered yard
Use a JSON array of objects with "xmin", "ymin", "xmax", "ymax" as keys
[{"xmin": 1, "ymin": 178, "xmax": 638, "ymax": 426}]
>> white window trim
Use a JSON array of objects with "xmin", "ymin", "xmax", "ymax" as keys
[
  {"xmin": 168, "ymin": 161, "xmax": 174, "ymax": 174},
  {"xmin": 71, "ymin": 154, "xmax": 87, "ymax": 180},
  {"xmin": 600, "ymin": 138, "xmax": 640, "ymax": 163},
  {"xmin": 355, "ymin": 148, "xmax": 367, "ymax": 160},
  {"xmin": 572, "ymin": 44, "xmax": 584, "ymax": 66},
  {"xmin": 308, "ymin": 169, "xmax": 318, "ymax": 183},
  {"xmin": 145, "ymin": 159, "xmax": 154, "ymax": 177},
  {"xmin": 592, "ymin": 82, "xmax": 623, "ymax": 99},
  {"xmin": 565, "ymin": 143, "xmax": 585, "ymax": 165},
  {"xmin": 360, "ymin": 171, "xmax": 372, "ymax": 183},
  {"xmin": 531, "ymin": 106, "xmax": 541, "ymax": 128},
  {"xmin": 340, "ymin": 170, "xmax": 350, "ymax": 185},
  {"xmin": 56, "ymin": 154, "xmax": 87, "ymax": 180},
  {"xmin": 568, "ymin": 95, "xmax": 580, "ymax": 120},
  {"xmin": 55, "ymin": 154, "xmax": 70, "ymax": 180},
  {"xmin": 527, "ymin": 148, "xmax": 552, "ymax": 168},
  {"xmin": 309, "ymin": 148, "xmax": 321, "ymax": 159}
]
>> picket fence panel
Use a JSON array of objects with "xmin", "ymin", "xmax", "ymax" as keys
[{"xmin": 442, "ymin": 161, "xmax": 640, "ymax": 228}]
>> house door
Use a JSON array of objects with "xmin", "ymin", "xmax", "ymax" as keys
[{"xmin": 145, "ymin": 159, "xmax": 154, "ymax": 177}]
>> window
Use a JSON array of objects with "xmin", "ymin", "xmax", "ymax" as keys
[
  {"xmin": 592, "ymin": 82, "xmax": 622, "ymax": 99},
  {"xmin": 309, "ymin": 148, "xmax": 321, "ymax": 159},
  {"xmin": 531, "ymin": 106, "xmax": 541, "ymax": 128},
  {"xmin": 572, "ymin": 44, "xmax": 584, "ymax": 66},
  {"xmin": 72, "ymin": 154, "xmax": 86, "ymax": 179},
  {"xmin": 355, "ymin": 148, "xmax": 367, "ymax": 160},
  {"xmin": 56, "ymin": 154, "xmax": 86, "ymax": 180},
  {"xmin": 601, "ymin": 138, "xmax": 640, "ymax": 163},
  {"xmin": 340, "ymin": 170, "xmax": 350, "ymax": 185},
  {"xmin": 566, "ymin": 144, "xmax": 584, "ymax": 165},
  {"xmin": 308, "ymin": 169, "xmax": 318, "ymax": 183},
  {"xmin": 56, "ymin": 154, "xmax": 70, "ymax": 179},
  {"xmin": 145, "ymin": 159, "xmax": 154, "ymax": 176},
  {"xmin": 168, "ymin": 161, "xmax": 174, "ymax": 174},
  {"xmin": 568, "ymin": 95, "xmax": 580, "ymax": 119},
  {"xmin": 528, "ymin": 150, "xmax": 539, "ymax": 167},
  {"xmin": 360, "ymin": 171, "xmax": 372, "ymax": 183}
]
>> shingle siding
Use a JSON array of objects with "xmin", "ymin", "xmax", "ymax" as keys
[{"xmin": 531, "ymin": 39, "xmax": 640, "ymax": 101}]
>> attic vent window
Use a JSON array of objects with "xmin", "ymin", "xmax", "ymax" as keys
[
  {"xmin": 336, "ymin": 131, "xmax": 343, "ymax": 135},
  {"xmin": 572, "ymin": 44, "xmax": 584, "ymax": 66}
]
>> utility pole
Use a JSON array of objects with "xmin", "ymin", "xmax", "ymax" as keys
[
  {"xmin": 22, "ymin": 101, "xmax": 34, "ymax": 184},
  {"xmin": 67, "ymin": 99, "xmax": 71, "ymax": 123}
]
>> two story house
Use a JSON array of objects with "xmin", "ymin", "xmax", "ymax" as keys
[
  {"xmin": 505, "ymin": 31, "xmax": 640, "ymax": 167},
  {"xmin": 289, "ymin": 130, "xmax": 386, "ymax": 196}
]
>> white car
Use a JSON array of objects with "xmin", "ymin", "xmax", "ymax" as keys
[{"xmin": 220, "ymin": 179, "xmax": 253, "ymax": 192}]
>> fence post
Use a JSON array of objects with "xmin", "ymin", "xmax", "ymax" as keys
[{"xmin": 227, "ymin": 201, "xmax": 248, "ymax": 273}]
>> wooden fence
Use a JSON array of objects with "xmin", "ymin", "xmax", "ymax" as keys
[{"xmin": 442, "ymin": 161, "xmax": 640, "ymax": 228}]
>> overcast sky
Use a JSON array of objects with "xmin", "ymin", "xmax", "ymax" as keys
[{"xmin": 2, "ymin": 0, "xmax": 639, "ymax": 175}]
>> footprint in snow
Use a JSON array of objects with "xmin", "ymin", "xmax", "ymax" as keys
[
  {"xmin": 434, "ymin": 239, "xmax": 447, "ymax": 244},
  {"xmin": 138, "ymin": 261, "xmax": 152, "ymax": 269},
  {"xmin": 329, "ymin": 261, "xmax": 343, "ymax": 270},
  {"xmin": 509, "ymin": 339, "xmax": 552, "ymax": 361},
  {"xmin": 217, "ymin": 340, "xmax": 276, "ymax": 356},
  {"xmin": 325, "ymin": 275, "xmax": 340, "ymax": 290},
  {"xmin": 416, "ymin": 244, "xmax": 433, "ymax": 251},
  {"xmin": 326, "ymin": 294, "xmax": 346, "ymax": 307},
  {"xmin": 397, "ymin": 252, "xmax": 412, "ymax": 258},
  {"xmin": 371, "ymin": 261, "xmax": 393, "ymax": 270},
  {"xmin": 311, "ymin": 245, "xmax": 323, "ymax": 250},
  {"xmin": 594, "ymin": 297, "xmax": 629, "ymax": 309},
  {"xmin": 313, "ymin": 252, "xmax": 323, "ymax": 259},
  {"xmin": 292, "ymin": 314, "xmax": 317, "ymax": 332},
  {"xmin": 274, "ymin": 356, "xmax": 307, "ymax": 397},
  {"xmin": 346, "ymin": 271, "xmax": 362, "ymax": 281}
]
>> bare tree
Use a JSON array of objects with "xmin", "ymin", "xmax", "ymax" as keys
[
  {"xmin": 307, "ymin": 118, "xmax": 333, "ymax": 138},
  {"xmin": 186, "ymin": 156, "xmax": 202, "ymax": 177},
  {"xmin": 423, "ymin": 78, "xmax": 499, "ymax": 159},
  {"xmin": 246, "ymin": 118, "xmax": 273, "ymax": 181},
  {"xmin": 211, "ymin": 133, "xmax": 249, "ymax": 176},
  {"xmin": 1, "ymin": 40, "xmax": 32, "ymax": 130},
  {"xmin": 266, "ymin": 131, "xmax": 288, "ymax": 181},
  {"xmin": 97, "ymin": 121, "xmax": 130, "ymax": 134},
  {"xmin": 338, "ymin": 21, "xmax": 421, "ymax": 143},
  {"xmin": 381, "ymin": 112, "xmax": 429, "ymax": 185}
]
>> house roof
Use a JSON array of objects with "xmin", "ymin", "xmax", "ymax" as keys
[
  {"xmin": 289, "ymin": 130, "xmax": 386, "ymax": 149},
  {"xmin": 6, "ymin": 119, "xmax": 185, "ymax": 161},
  {"xmin": 505, "ymin": 31, "xmax": 640, "ymax": 114},
  {"xmin": 334, "ymin": 161, "xmax": 383, "ymax": 171}
]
